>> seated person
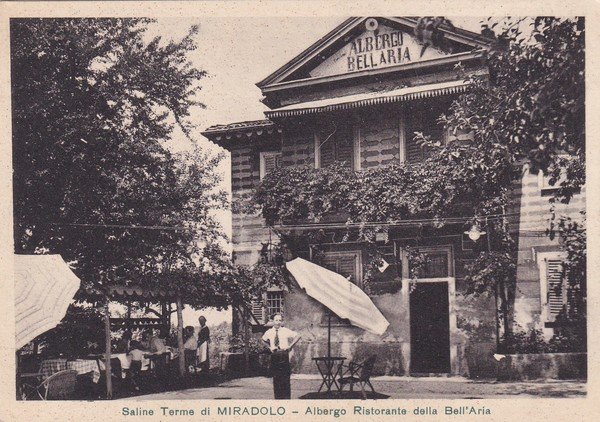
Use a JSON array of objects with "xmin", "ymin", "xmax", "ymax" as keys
[
  {"xmin": 115, "ymin": 329, "xmax": 132, "ymax": 353},
  {"xmin": 183, "ymin": 326, "xmax": 198, "ymax": 371},
  {"xmin": 183, "ymin": 326, "xmax": 198, "ymax": 351},
  {"xmin": 128, "ymin": 340, "xmax": 146, "ymax": 365},
  {"xmin": 127, "ymin": 340, "xmax": 145, "ymax": 390},
  {"xmin": 140, "ymin": 330, "xmax": 152, "ymax": 351},
  {"xmin": 149, "ymin": 329, "xmax": 167, "ymax": 354}
]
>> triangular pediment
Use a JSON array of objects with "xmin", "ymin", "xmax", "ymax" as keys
[
  {"xmin": 309, "ymin": 22, "xmax": 450, "ymax": 78},
  {"xmin": 257, "ymin": 17, "xmax": 492, "ymax": 89}
]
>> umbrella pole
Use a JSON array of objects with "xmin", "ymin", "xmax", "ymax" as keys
[
  {"xmin": 328, "ymin": 310, "xmax": 331, "ymax": 359},
  {"xmin": 104, "ymin": 295, "xmax": 113, "ymax": 399}
]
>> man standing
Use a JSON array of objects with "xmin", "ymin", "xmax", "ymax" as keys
[
  {"xmin": 197, "ymin": 316, "xmax": 210, "ymax": 375},
  {"xmin": 262, "ymin": 313, "xmax": 301, "ymax": 399}
]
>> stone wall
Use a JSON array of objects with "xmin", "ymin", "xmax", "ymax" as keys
[{"xmin": 497, "ymin": 353, "xmax": 587, "ymax": 380}]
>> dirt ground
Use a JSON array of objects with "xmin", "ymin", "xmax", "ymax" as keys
[{"xmin": 131, "ymin": 375, "xmax": 586, "ymax": 400}]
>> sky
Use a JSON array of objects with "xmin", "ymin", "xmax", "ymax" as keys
[{"xmin": 148, "ymin": 17, "xmax": 487, "ymax": 326}]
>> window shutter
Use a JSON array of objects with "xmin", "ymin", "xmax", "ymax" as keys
[
  {"xmin": 319, "ymin": 134, "xmax": 336, "ymax": 168},
  {"xmin": 335, "ymin": 126, "xmax": 354, "ymax": 168},
  {"xmin": 405, "ymin": 136, "xmax": 423, "ymax": 163},
  {"xmin": 546, "ymin": 260, "xmax": 565, "ymax": 318},
  {"xmin": 405, "ymin": 104, "xmax": 446, "ymax": 163},
  {"xmin": 251, "ymin": 298, "xmax": 265, "ymax": 324},
  {"xmin": 322, "ymin": 253, "xmax": 359, "ymax": 284},
  {"xmin": 261, "ymin": 152, "xmax": 281, "ymax": 179},
  {"xmin": 338, "ymin": 255, "xmax": 358, "ymax": 280},
  {"xmin": 318, "ymin": 125, "xmax": 354, "ymax": 169}
]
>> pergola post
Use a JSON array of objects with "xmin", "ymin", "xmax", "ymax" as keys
[
  {"xmin": 103, "ymin": 295, "xmax": 113, "ymax": 399},
  {"xmin": 175, "ymin": 296, "xmax": 186, "ymax": 377}
]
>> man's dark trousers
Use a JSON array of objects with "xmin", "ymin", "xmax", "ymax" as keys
[{"xmin": 271, "ymin": 350, "xmax": 291, "ymax": 399}]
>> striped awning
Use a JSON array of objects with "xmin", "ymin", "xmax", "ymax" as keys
[
  {"xmin": 265, "ymin": 79, "xmax": 469, "ymax": 118},
  {"xmin": 14, "ymin": 254, "xmax": 81, "ymax": 349}
]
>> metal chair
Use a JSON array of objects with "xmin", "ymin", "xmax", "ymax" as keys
[
  {"xmin": 338, "ymin": 355, "xmax": 377, "ymax": 399},
  {"xmin": 37, "ymin": 369, "xmax": 78, "ymax": 400}
]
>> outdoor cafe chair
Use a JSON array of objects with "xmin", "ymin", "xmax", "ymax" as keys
[
  {"xmin": 338, "ymin": 355, "xmax": 377, "ymax": 400},
  {"xmin": 27, "ymin": 369, "xmax": 78, "ymax": 400}
]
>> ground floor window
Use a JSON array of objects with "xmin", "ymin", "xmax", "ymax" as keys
[
  {"xmin": 536, "ymin": 251, "xmax": 578, "ymax": 323},
  {"xmin": 266, "ymin": 290, "xmax": 284, "ymax": 320},
  {"xmin": 251, "ymin": 291, "xmax": 285, "ymax": 325}
]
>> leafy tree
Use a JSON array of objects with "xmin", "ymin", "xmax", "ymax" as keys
[
  {"xmin": 36, "ymin": 304, "xmax": 105, "ymax": 357},
  {"xmin": 441, "ymin": 17, "xmax": 585, "ymax": 203},
  {"xmin": 11, "ymin": 18, "xmax": 232, "ymax": 306}
]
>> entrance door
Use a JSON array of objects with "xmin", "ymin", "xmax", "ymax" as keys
[{"xmin": 410, "ymin": 282, "xmax": 450, "ymax": 374}]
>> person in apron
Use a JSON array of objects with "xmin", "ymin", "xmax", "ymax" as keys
[{"xmin": 197, "ymin": 316, "xmax": 210, "ymax": 376}]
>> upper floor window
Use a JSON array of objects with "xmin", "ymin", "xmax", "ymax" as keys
[
  {"xmin": 403, "ymin": 102, "xmax": 450, "ymax": 164},
  {"xmin": 315, "ymin": 123, "xmax": 356, "ymax": 170},
  {"xmin": 259, "ymin": 151, "xmax": 282, "ymax": 179}
]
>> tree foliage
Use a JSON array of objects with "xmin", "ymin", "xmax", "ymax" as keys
[
  {"xmin": 442, "ymin": 17, "xmax": 585, "ymax": 203},
  {"xmin": 11, "ymin": 18, "xmax": 233, "ymax": 307}
]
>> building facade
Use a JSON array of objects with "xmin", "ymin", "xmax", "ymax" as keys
[{"xmin": 202, "ymin": 17, "xmax": 585, "ymax": 377}]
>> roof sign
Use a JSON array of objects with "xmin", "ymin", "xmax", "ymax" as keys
[{"xmin": 309, "ymin": 23, "xmax": 447, "ymax": 78}]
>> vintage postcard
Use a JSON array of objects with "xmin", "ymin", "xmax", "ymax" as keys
[{"xmin": 0, "ymin": 1, "xmax": 597, "ymax": 421}]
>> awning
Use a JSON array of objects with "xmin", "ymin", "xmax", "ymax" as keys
[
  {"xmin": 84, "ymin": 284, "xmax": 176, "ymax": 301},
  {"xmin": 285, "ymin": 257, "xmax": 389, "ymax": 335},
  {"xmin": 265, "ymin": 79, "xmax": 469, "ymax": 118},
  {"xmin": 14, "ymin": 254, "xmax": 81, "ymax": 349}
]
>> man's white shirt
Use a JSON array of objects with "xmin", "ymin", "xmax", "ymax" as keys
[{"xmin": 262, "ymin": 326, "xmax": 298, "ymax": 357}]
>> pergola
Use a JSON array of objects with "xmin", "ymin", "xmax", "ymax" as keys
[{"xmin": 86, "ymin": 284, "xmax": 190, "ymax": 399}]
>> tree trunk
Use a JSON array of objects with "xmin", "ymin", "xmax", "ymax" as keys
[
  {"xmin": 175, "ymin": 296, "xmax": 186, "ymax": 377},
  {"xmin": 243, "ymin": 305, "xmax": 250, "ymax": 376},
  {"xmin": 103, "ymin": 295, "xmax": 113, "ymax": 399},
  {"xmin": 497, "ymin": 279, "xmax": 512, "ymax": 352}
]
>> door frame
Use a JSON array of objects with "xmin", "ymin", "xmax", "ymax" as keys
[{"xmin": 399, "ymin": 245, "xmax": 458, "ymax": 375}]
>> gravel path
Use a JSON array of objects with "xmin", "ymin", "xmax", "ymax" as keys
[{"xmin": 131, "ymin": 376, "xmax": 586, "ymax": 400}]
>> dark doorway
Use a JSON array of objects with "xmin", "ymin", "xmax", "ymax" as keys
[{"xmin": 410, "ymin": 282, "xmax": 451, "ymax": 374}]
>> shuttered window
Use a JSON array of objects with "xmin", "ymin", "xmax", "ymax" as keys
[
  {"xmin": 317, "ymin": 124, "xmax": 354, "ymax": 169},
  {"xmin": 546, "ymin": 260, "xmax": 566, "ymax": 319},
  {"xmin": 251, "ymin": 291, "xmax": 285, "ymax": 325},
  {"xmin": 321, "ymin": 251, "xmax": 361, "ymax": 285},
  {"xmin": 260, "ymin": 151, "xmax": 282, "ymax": 179},
  {"xmin": 404, "ymin": 103, "xmax": 446, "ymax": 164},
  {"xmin": 320, "ymin": 251, "xmax": 361, "ymax": 325}
]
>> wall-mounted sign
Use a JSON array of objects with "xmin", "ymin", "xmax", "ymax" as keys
[{"xmin": 309, "ymin": 24, "xmax": 447, "ymax": 78}]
